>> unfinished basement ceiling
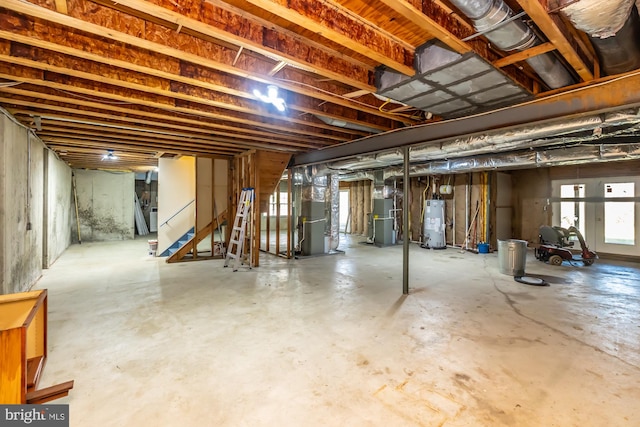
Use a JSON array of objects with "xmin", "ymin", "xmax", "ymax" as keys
[{"xmin": 1, "ymin": 0, "xmax": 640, "ymax": 171}]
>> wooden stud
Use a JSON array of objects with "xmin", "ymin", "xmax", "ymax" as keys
[{"xmin": 493, "ymin": 43, "xmax": 556, "ymax": 69}]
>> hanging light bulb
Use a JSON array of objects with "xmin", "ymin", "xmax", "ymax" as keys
[
  {"xmin": 101, "ymin": 149, "xmax": 118, "ymax": 161},
  {"xmin": 253, "ymin": 85, "xmax": 287, "ymax": 112},
  {"xmin": 266, "ymin": 85, "xmax": 279, "ymax": 100}
]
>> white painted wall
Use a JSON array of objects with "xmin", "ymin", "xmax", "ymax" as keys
[
  {"xmin": 73, "ymin": 169, "xmax": 135, "ymax": 241},
  {"xmin": 0, "ymin": 115, "xmax": 44, "ymax": 294},
  {"xmin": 158, "ymin": 156, "xmax": 195, "ymax": 254}
]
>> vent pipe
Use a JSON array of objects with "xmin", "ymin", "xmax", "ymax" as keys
[
  {"xmin": 561, "ymin": 1, "xmax": 640, "ymax": 75},
  {"xmin": 449, "ymin": 0, "xmax": 574, "ymax": 88}
]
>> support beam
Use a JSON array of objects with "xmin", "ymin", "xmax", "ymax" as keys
[
  {"xmin": 403, "ymin": 146, "xmax": 409, "ymax": 295},
  {"xmin": 291, "ymin": 71, "xmax": 640, "ymax": 166}
]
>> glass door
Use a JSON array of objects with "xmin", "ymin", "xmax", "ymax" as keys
[
  {"xmin": 596, "ymin": 181, "xmax": 637, "ymax": 255},
  {"xmin": 553, "ymin": 177, "xmax": 639, "ymax": 257}
]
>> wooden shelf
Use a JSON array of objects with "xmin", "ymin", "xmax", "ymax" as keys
[{"xmin": 0, "ymin": 289, "xmax": 74, "ymax": 404}]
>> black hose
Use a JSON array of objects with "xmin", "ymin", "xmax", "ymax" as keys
[{"xmin": 514, "ymin": 276, "xmax": 549, "ymax": 287}]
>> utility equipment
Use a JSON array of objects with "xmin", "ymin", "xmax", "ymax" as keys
[{"xmin": 535, "ymin": 225, "xmax": 597, "ymax": 266}]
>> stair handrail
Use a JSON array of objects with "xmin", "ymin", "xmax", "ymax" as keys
[{"xmin": 159, "ymin": 199, "xmax": 195, "ymax": 228}]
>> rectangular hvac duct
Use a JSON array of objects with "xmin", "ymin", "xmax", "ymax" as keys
[{"xmin": 376, "ymin": 42, "xmax": 532, "ymax": 118}]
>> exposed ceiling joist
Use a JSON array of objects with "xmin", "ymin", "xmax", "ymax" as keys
[
  {"xmin": 0, "ymin": 0, "xmax": 637, "ymax": 171},
  {"xmin": 378, "ymin": 0, "xmax": 472, "ymax": 54}
]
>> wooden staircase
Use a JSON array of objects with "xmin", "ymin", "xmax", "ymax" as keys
[{"xmin": 166, "ymin": 209, "xmax": 227, "ymax": 263}]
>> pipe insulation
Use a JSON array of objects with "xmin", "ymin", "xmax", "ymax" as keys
[
  {"xmin": 380, "ymin": 143, "xmax": 640, "ymax": 176},
  {"xmin": 561, "ymin": 1, "xmax": 640, "ymax": 75},
  {"xmin": 449, "ymin": 0, "xmax": 574, "ymax": 88},
  {"xmin": 328, "ymin": 109, "xmax": 640, "ymax": 173},
  {"xmin": 561, "ymin": 0, "xmax": 635, "ymax": 37},
  {"xmin": 329, "ymin": 174, "xmax": 340, "ymax": 250}
]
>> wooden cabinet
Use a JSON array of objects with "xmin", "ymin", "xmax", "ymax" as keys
[{"xmin": 0, "ymin": 289, "xmax": 73, "ymax": 404}]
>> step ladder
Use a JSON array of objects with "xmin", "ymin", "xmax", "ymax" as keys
[{"xmin": 224, "ymin": 188, "xmax": 254, "ymax": 271}]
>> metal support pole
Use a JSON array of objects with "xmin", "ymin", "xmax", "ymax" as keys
[{"xmin": 403, "ymin": 146, "xmax": 410, "ymax": 295}]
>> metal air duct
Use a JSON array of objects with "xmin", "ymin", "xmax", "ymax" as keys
[
  {"xmin": 449, "ymin": 0, "xmax": 574, "ymax": 88},
  {"xmin": 379, "ymin": 143, "xmax": 640, "ymax": 176},
  {"xmin": 561, "ymin": 1, "xmax": 640, "ymax": 75}
]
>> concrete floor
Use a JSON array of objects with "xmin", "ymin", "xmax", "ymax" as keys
[{"xmin": 35, "ymin": 235, "xmax": 640, "ymax": 426}]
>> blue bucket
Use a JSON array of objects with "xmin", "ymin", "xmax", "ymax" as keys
[{"xmin": 477, "ymin": 243, "xmax": 490, "ymax": 254}]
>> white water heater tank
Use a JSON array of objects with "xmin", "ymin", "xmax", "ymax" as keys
[{"xmin": 423, "ymin": 199, "xmax": 446, "ymax": 249}]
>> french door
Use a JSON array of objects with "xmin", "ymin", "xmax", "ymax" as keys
[{"xmin": 552, "ymin": 177, "xmax": 639, "ymax": 257}]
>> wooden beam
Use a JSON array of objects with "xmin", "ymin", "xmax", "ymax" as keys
[
  {"xmin": 0, "ymin": 28, "xmax": 409, "ymax": 124},
  {"xmin": 4, "ymin": 99, "xmax": 335, "ymax": 147},
  {"xmin": 379, "ymin": 0, "xmax": 473, "ymax": 54},
  {"xmin": 208, "ymin": 0, "xmax": 415, "ymax": 75},
  {"xmin": 41, "ymin": 135, "xmax": 239, "ymax": 156},
  {"xmin": 0, "ymin": 0, "xmax": 376, "ymax": 92},
  {"xmin": 36, "ymin": 121, "xmax": 299, "ymax": 150},
  {"xmin": 45, "ymin": 138, "xmax": 236, "ymax": 161},
  {"xmin": 514, "ymin": 0, "xmax": 594, "ymax": 81},
  {"xmin": 0, "ymin": 54, "xmax": 373, "ymax": 137},
  {"xmin": 0, "ymin": 69, "xmax": 358, "ymax": 145},
  {"xmin": 38, "ymin": 128, "xmax": 243, "ymax": 154},
  {"xmin": 493, "ymin": 42, "xmax": 556, "ymax": 68}
]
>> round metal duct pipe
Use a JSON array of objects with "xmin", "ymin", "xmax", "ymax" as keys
[{"xmin": 449, "ymin": 0, "xmax": 574, "ymax": 88}]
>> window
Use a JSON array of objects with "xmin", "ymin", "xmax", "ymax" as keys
[
  {"xmin": 560, "ymin": 184, "xmax": 585, "ymax": 233},
  {"xmin": 604, "ymin": 183, "xmax": 635, "ymax": 245},
  {"xmin": 268, "ymin": 192, "xmax": 288, "ymax": 216}
]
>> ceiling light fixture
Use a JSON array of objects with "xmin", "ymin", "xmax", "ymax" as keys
[
  {"xmin": 253, "ymin": 85, "xmax": 286, "ymax": 112},
  {"xmin": 101, "ymin": 150, "xmax": 118, "ymax": 161}
]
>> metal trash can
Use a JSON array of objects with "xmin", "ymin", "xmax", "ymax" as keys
[{"xmin": 498, "ymin": 239, "xmax": 528, "ymax": 276}]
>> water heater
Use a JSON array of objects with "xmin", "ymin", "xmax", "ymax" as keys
[{"xmin": 422, "ymin": 199, "xmax": 446, "ymax": 249}]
